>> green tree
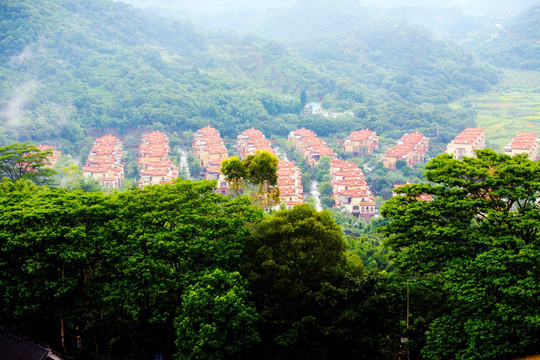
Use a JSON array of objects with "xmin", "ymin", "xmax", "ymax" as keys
[
  {"xmin": 175, "ymin": 269, "xmax": 260, "ymax": 360},
  {"xmin": 0, "ymin": 142, "xmax": 57, "ymax": 186},
  {"xmin": 221, "ymin": 156, "xmax": 246, "ymax": 196},
  {"xmin": 319, "ymin": 181, "xmax": 333, "ymax": 197},
  {"xmin": 221, "ymin": 150, "xmax": 280, "ymax": 209},
  {"xmin": 243, "ymin": 205, "xmax": 346, "ymax": 357},
  {"xmin": 381, "ymin": 149, "xmax": 540, "ymax": 360}
]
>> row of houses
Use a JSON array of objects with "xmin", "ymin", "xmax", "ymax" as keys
[
  {"xmin": 193, "ymin": 126, "xmax": 229, "ymax": 195},
  {"xmin": 383, "ymin": 132, "xmax": 429, "ymax": 170},
  {"xmin": 288, "ymin": 128, "xmax": 337, "ymax": 165},
  {"xmin": 445, "ymin": 127, "xmax": 538, "ymax": 161},
  {"xmin": 237, "ymin": 128, "xmax": 304, "ymax": 209},
  {"xmin": 287, "ymin": 128, "xmax": 377, "ymax": 220},
  {"xmin": 330, "ymin": 159, "xmax": 377, "ymax": 220},
  {"xmin": 82, "ymin": 135, "xmax": 124, "ymax": 189},
  {"xmin": 138, "ymin": 131, "xmax": 179, "ymax": 186}
]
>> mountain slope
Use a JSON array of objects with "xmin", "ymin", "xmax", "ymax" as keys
[
  {"xmin": 0, "ymin": 0, "xmax": 321, "ymax": 145},
  {"xmin": 0, "ymin": 0, "xmax": 498, "ymax": 152},
  {"xmin": 473, "ymin": 5, "xmax": 540, "ymax": 71}
]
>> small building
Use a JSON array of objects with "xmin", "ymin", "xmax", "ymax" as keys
[
  {"xmin": 504, "ymin": 132, "xmax": 538, "ymax": 161},
  {"xmin": 302, "ymin": 102, "xmax": 322, "ymax": 115},
  {"xmin": 446, "ymin": 127, "xmax": 485, "ymax": 160},
  {"xmin": 0, "ymin": 327, "xmax": 63, "ymax": 360},
  {"xmin": 342, "ymin": 129, "xmax": 378, "ymax": 155}
]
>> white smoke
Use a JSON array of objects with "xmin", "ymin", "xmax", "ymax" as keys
[
  {"xmin": 1, "ymin": 80, "xmax": 41, "ymax": 137},
  {"xmin": 8, "ymin": 45, "xmax": 35, "ymax": 67}
]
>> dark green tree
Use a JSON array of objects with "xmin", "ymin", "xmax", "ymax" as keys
[
  {"xmin": 175, "ymin": 269, "xmax": 260, "ymax": 360},
  {"xmin": 381, "ymin": 149, "xmax": 540, "ymax": 360},
  {"xmin": 0, "ymin": 142, "xmax": 57, "ymax": 186}
]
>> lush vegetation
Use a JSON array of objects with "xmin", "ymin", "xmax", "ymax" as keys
[
  {"xmin": 382, "ymin": 150, "xmax": 540, "ymax": 359},
  {"xmin": 0, "ymin": 179, "xmax": 401, "ymax": 360},
  {"xmin": 474, "ymin": 5, "xmax": 540, "ymax": 71},
  {"xmin": 0, "ymin": 0, "xmax": 499, "ymax": 157},
  {"xmin": 1, "ymin": 148, "xmax": 538, "ymax": 359}
]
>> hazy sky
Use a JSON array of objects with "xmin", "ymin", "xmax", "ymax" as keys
[
  {"xmin": 120, "ymin": 0, "xmax": 540, "ymax": 18},
  {"xmin": 118, "ymin": 0, "xmax": 295, "ymax": 14},
  {"xmin": 118, "ymin": 0, "xmax": 538, "ymax": 16}
]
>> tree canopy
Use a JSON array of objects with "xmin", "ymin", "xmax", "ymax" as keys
[
  {"xmin": 221, "ymin": 150, "xmax": 280, "ymax": 208},
  {"xmin": 0, "ymin": 142, "xmax": 56, "ymax": 186},
  {"xmin": 381, "ymin": 149, "xmax": 540, "ymax": 359}
]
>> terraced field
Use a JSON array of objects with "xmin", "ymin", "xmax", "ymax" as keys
[{"xmin": 453, "ymin": 69, "xmax": 540, "ymax": 151}]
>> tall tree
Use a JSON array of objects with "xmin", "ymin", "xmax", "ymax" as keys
[
  {"xmin": 381, "ymin": 149, "xmax": 540, "ymax": 360},
  {"xmin": 175, "ymin": 269, "xmax": 260, "ymax": 360},
  {"xmin": 221, "ymin": 150, "xmax": 280, "ymax": 209},
  {"xmin": 0, "ymin": 142, "xmax": 57, "ymax": 186}
]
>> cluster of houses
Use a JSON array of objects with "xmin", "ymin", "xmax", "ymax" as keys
[
  {"xmin": 66, "ymin": 124, "xmax": 537, "ymax": 219},
  {"xmin": 82, "ymin": 135, "xmax": 124, "ymax": 189},
  {"xmin": 138, "ymin": 131, "xmax": 179, "ymax": 186},
  {"xmin": 288, "ymin": 128, "xmax": 337, "ymax": 165},
  {"xmin": 193, "ymin": 126, "xmax": 229, "ymax": 195},
  {"xmin": 330, "ymin": 158, "xmax": 377, "ymax": 220},
  {"xmin": 287, "ymin": 128, "xmax": 377, "ymax": 219},
  {"xmin": 236, "ymin": 128, "xmax": 304, "ymax": 209},
  {"xmin": 382, "ymin": 132, "xmax": 429, "ymax": 170}
]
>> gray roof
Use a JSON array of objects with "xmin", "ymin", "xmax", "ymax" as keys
[{"xmin": 0, "ymin": 327, "xmax": 63, "ymax": 360}]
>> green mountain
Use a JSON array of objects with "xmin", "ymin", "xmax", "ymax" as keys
[
  {"xmin": 473, "ymin": 4, "xmax": 540, "ymax": 71},
  {"xmin": 0, "ymin": 0, "xmax": 321, "ymax": 147},
  {"xmin": 0, "ymin": 0, "xmax": 498, "ymax": 153}
]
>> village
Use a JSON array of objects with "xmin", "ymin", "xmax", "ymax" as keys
[{"xmin": 38, "ymin": 127, "xmax": 538, "ymax": 221}]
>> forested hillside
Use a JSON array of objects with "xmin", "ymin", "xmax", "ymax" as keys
[
  {"xmin": 0, "ymin": 0, "xmax": 498, "ymax": 153},
  {"xmin": 473, "ymin": 4, "xmax": 540, "ymax": 71}
]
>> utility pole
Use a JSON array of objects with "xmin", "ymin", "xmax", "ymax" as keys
[{"xmin": 407, "ymin": 280, "xmax": 410, "ymax": 330}]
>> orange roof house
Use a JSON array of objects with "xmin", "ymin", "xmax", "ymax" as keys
[
  {"xmin": 342, "ymin": 129, "xmax": 378, "ymax": 155},
  {"xmin": 445, "ymin": 127, "xmax": 485, "ymax": 160},
  {"xmin": 504, "ymin": 132, "xmax": 538, "ymax": 161}
]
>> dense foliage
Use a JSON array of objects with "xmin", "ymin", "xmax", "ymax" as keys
[
  {"xmin": 0, "ymin": 142, "xmax": 56, "ymax": 185},
  {"xmin": 0, "ymin": 179, "xmax": 403, "ymax": 360},
  {"xmin": 0, "ymin": 0, "xmax": 496, "ymax": 154},
  {"xmin": 382, "ymin": 150, "xmax": 540, "ymax": 359}
]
